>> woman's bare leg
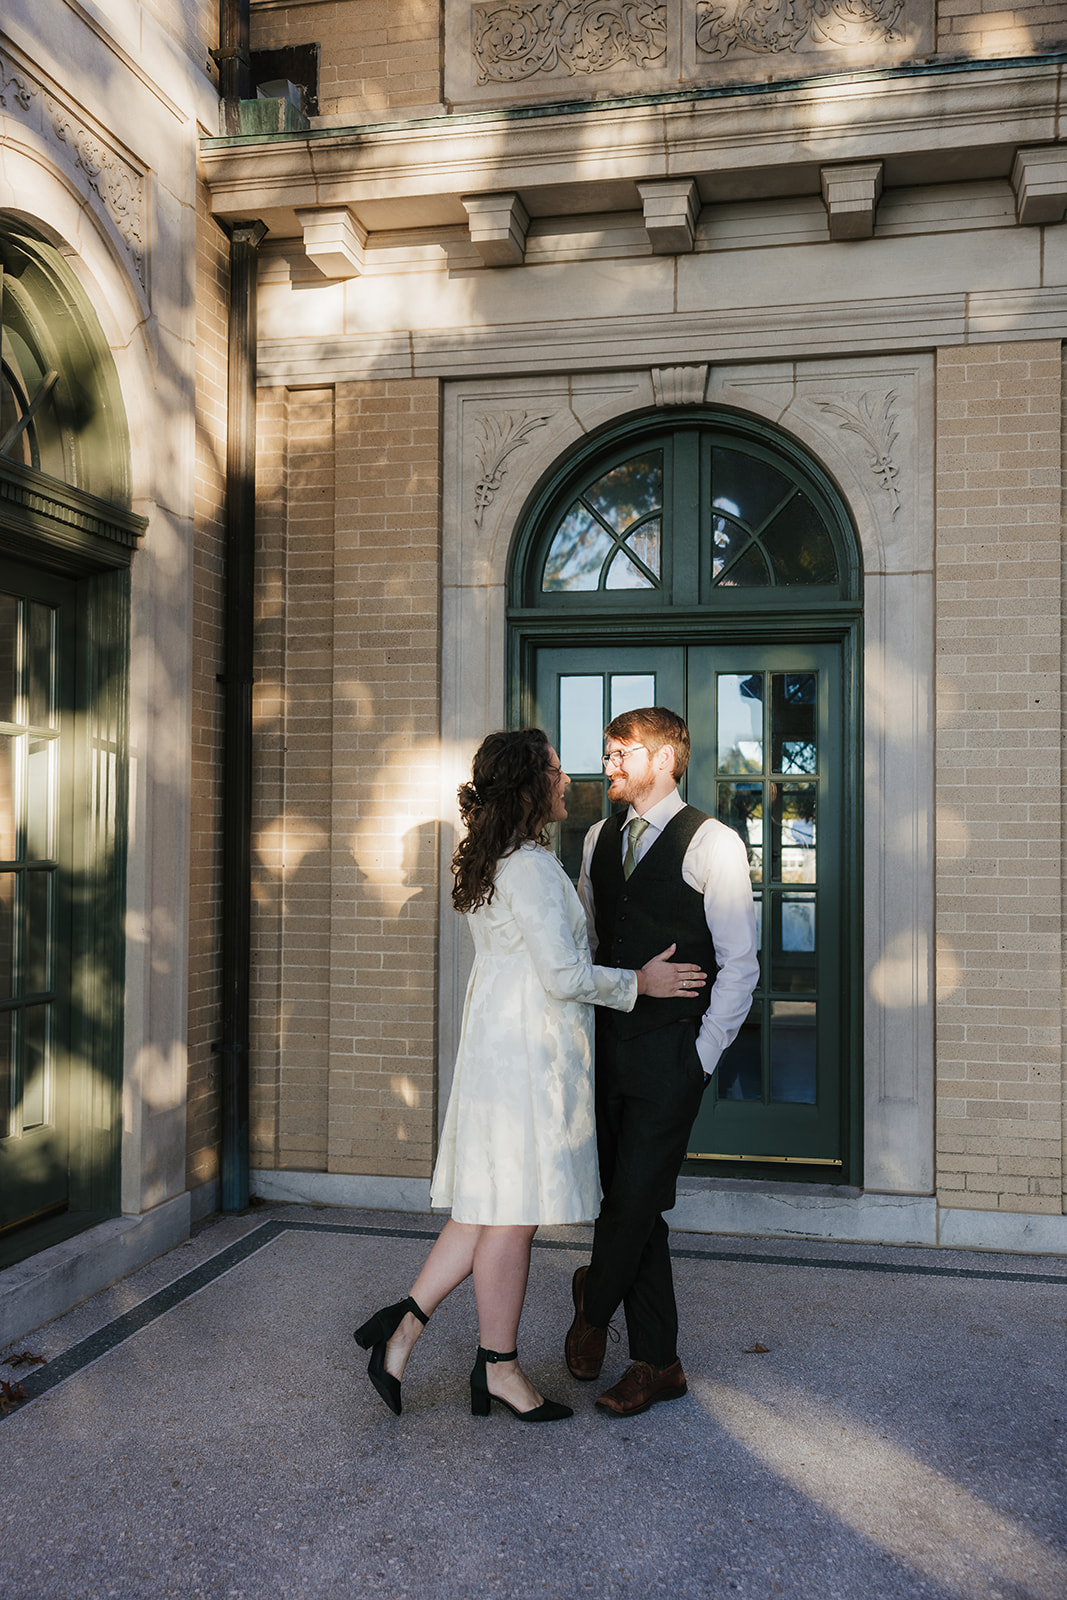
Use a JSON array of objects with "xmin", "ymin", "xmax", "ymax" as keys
[
  {"xmin": 472, "ymin": 1224, "xmax": 547, "ymax": 1413},
  {"xmin": 382, "ymin": 1218, "xmax": 480, "ymax": 1380}
]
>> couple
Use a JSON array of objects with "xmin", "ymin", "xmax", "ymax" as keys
[{"xmin": 355, "ymin": 708, "xmax": 759, "ymax": 1422}]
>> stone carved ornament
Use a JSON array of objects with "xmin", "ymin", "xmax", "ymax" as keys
[
  {"xmin": 695, "ymin": 0, "xmax": 905, "ymax": 58},
  {"xmin": 473, "ymin": 410, "xmax": 553, "ymax": 524},
  {"xmin": 813, "ymin": 390, "xmax": 902, "ymax": 516},
  {"xmin": 473, "ymin": 2, "xmax": 667, "ymax": 83},
  {"xmin": 0, "ymin": 46, "xmax": 146, "ymax": 290}
]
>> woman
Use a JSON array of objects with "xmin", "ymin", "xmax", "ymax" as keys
[{"xmin": 354, "ymin": 729, "xmax": 706, "ymax": 1423}]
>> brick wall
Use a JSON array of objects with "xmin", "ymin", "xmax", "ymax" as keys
[
  {"xmin": 186, "ymin": 180, "xmax": 230, "ymax": 1197},
  {"xmin": 250, "ymin": 0, "xmax": 441, "ymax": 122},
  {"xmin": 935, "ymin": 0, "xmax": 1067, "ymax": 57},
  {"xmin": 934, "ymin": 340, "xmax": 1063, "ymax": 1215},
  {"xmin": 251, "ymin": 379, "xmax": 442, "ymax": 1182}
]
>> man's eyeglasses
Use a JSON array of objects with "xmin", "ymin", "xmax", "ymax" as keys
[{"xmin": 602, "ymin": 744, "xmax": 649, "ymax": 770}]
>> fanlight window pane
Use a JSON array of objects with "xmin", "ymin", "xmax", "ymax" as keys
[
  {"xmin": 718, "ymin": 546, "xmax": 770, "ymax": 588},
  {"xmin": 713, "ymin": 449, "xmax": 792, "ymax": 530},
  {"xmin": 762, "ymin": 494, "xmax": 839, "ymax": 585},
  {"xmin": 542, "ymin": 454, "xmax": 663, "ymax": 594},
  {"xmin": 543, "ymin": 505, "xmax": 613, "ymax": 591},
  {"xmin": 605, "ymin": 548, "xmax": 655, "ymax": 590},
  {"xmin": 585, "ymin": 454, "xmax": 662, "ymax": 533}
]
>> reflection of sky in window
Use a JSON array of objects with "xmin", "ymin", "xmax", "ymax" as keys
[
  {"xmin": 543, "ymin": 504, "xmax": 613, "ymax": 590},
  {"xmin": 611, "ymin": 674, "xmax": 655, "ymax": 720},
  {"xmin": 559, "ymin": 675, "xmax": 604, "ymax": 771}
]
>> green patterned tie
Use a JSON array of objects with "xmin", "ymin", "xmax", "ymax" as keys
[{"xmin": 623, "ymin": 817, "xmax": 649, "ymax": 879}]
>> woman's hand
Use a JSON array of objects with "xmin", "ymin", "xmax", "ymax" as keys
[{"xmin": 635, "ymin": 943, "xmax": 708, "ymax": 998}]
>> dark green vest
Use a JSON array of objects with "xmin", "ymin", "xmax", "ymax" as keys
[{"xmin": 590, "ymin": 805, "xmax": 718, "ymax": 1038}]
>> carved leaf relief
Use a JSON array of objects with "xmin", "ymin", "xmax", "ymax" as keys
[
  {"xmin": 814, "ymin": 391, "xmax": 902, "ymax": 516},
  {"xmin": 474, "ymin": 410, "xmax": 553, "ymax": 525},
  {"xmin": 696, "ymin": 0, "xmax": 904, "ymax": 58},
  {"xmin": 473, "ymin": 2, "xmax": 667, "ymax": 84}
]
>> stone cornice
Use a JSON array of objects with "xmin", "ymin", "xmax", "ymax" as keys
[
  {"xmin": 254, "ymin": 286, "xmax": 1067, "ymax": 387},
  {"xmin": 200, "ymin": 57, "xmax": 1067, "ymax": 237}
]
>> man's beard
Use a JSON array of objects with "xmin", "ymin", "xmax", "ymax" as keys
[{"xmin": 609, "ymin": 765, "xmax": 657, "ymax": 809}]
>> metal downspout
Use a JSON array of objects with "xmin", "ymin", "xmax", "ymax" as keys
[{"xmin": 216, "ymin": 0, "xmax": 264, "ymax": 1213}]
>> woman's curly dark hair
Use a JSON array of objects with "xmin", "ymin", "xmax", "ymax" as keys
[{"xmin": 452, "ymin": 728, "xmax": 557, "ymax": 913}]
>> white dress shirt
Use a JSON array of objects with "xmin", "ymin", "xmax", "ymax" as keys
[{"xmin": 577, "ymin": 788, "xmax": 760, "ymax": 1077}]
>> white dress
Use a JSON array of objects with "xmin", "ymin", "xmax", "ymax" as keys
[{"xmin": 430, "ymin": 842, "xmax": 638, "ymax": 1226}]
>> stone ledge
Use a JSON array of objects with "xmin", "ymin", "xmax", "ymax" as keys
[
  {"xmin": 0, "ymin": 1193, "xmax": 192, "ymax": 1347},
  {"xmin": 250, "ymin": 1168, "xmax": 434, "ymax": 1213}
]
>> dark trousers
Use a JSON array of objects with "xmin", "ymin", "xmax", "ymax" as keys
[{"xmin": 582, "ymin": 1014, "xmax": 706, "ymax": 1369}]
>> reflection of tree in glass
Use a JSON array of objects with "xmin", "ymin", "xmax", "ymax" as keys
[
  {"xmin": 543, "ymin": 454, "xmax": 664, "ymax": 591},
  {"xmin": 585, "ymin": 454, "xmax": 662, "ymax": 532}
]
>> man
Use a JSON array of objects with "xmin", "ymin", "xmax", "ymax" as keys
[{"xmin": 566, "ymin": 706, "xmax": 759, "ymax": 1417}]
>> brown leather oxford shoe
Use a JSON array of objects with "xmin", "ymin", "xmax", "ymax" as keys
[
  {"xmin": 564, "ymin": 1265, "xmax": 609, "ymax": 1381},
  {"xmin": 595, "ymin": 1358, "xmax": 688, "ymax": 1417}
]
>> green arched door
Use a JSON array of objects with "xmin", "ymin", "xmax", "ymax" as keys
[{"xmin": 511, "ymin": 412, "xmax": 861, "ymax": 1180}]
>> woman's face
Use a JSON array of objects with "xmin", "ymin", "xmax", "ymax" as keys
[{"xmin": 546, "ymin": 745, "xmax": 571, "ymax": 822}]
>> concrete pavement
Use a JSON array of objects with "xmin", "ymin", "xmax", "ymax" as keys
[{"xmin": 1, "ymin": 1202, "xmax": 1065, "ymax": 1600}]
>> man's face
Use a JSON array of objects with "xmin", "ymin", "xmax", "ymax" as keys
[{"xmin": 603, "ymin": 738, "xmax": 659, "ymax": 809}]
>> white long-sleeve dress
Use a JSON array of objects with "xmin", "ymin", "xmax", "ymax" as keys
[{"xmin": 430, "ymin": 841, "xmax": 637, "ymax": 1226}]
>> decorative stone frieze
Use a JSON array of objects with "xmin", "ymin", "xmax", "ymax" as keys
[
  {"xmin": 471, "ymin": 1, "xmax": 667, "ymax": 84},
  {"xmin": 821, "ymin": 163, "xmax": 884, "ymax": 241},
  {"xmin": 1010, "ymin": 146, "xmax": 1067, "ymax": 226},
  {"xmin": 446, "ymin": 0, "xmax": 932, "ymax": 106},
  {"xmin": 638, "ymin": 179, "xmax": 699, "ymax": 255},
  {"xmin": 0, "ymin": 44, "xmax": 146, "ymax": 291},
  {"xmin": 295, "ymin": 207, "xmax": 367, "ymax": 279},
  {"xmin": 462, "ymin": 193, "xmax": 530, "ymax": 267},
  {"xmin": 695, "ymin": 0, "xmax": 904, "ymax": 59}
]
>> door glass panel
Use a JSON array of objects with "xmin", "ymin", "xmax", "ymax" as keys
[
  {"xmin": 0, "ymin": 1010, "xmax": 10, "ymax": 1138},
  {"xmin": 21, "ymin": 1003, "xmax": 48, "ymax": 1129},
  {"xmin": 25, "ymin": 738, "xmax": 53, "ymax": 860},
  {"xmin": 585, "ymin": 453, "xmax": 662, "ymax": 533},
  {"xmin": 717, "ymin": 675, "xmax": 762, "ymax": 774},
  {"xmin": 717, "ymin": 782, "xmax": 763, "ymax": 883},
  {"xmin": 543, "ymin": 505, "xmax": 612, "ymax": 591},
  {"xmin": 27, "ymin": 603, "xmax": 55, "ymax": 728},
  {"xmin": 717, "ymin": 1006, "xmax": 762, "ymax": 1102},
  {"xmin": 24, "ymin": 869, "xmax": 51, "ymax": 996},
  {"xmin": 0, "ymin": 872, "xmax": 13, "ymax": 998},
  {"xmin": 0, "ymin": 736, "xmax": 16, "ymax": 859},
  {"xmin": 0, "ymin": 593, "xmax": 17, "ymax": 723},
  {"xmin": 770, "ymin": 1000, "xmax": 817, "ymax": 1103},
  {"xmin": 559, "ymin": 676, "xmax": 604, "ymax": 773},
  {"xmin": 610, "ymin": 674, "xmax": 655, "ymax": 721},
  {"xmin": 558, "ymin": 779, "xmax": 603, "ymax": 885},
  {"xmin": 772, "ymin": 673, "xmax": 817, "ymax": 774},
  {"xmin": 773, "ymin": 784, "xmax": 816, "ymax": 883},
  {"xmin": 773, "ymin": 892, "xmax": 816, "ymax": 993}
]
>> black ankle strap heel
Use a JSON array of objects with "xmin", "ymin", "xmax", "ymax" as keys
[
  {"xmin": 469, "ymin": 1345, "xmax": 573, "ymax": 1423},
  {"xmin": 353, "ymin": 1295, "xmax": 429, "ymax": 1416}
]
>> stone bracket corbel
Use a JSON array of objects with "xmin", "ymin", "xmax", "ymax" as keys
[
  {"xmin": 637, "ymin": 179, "xmax": 700, "ymax": 254},
  {"xmin": 821, "ymin": 162, "xmax": 883, "ymax": 241},
  {"xmin": 461, "ymin": 192, "xmax": 530, "ymax": 266},
  {"xmin": 1011, "ymin": 146, "xmax": 1067, "ymax": 225},
  {"xmin": 295, "ymin": 206, "xmax": 367, "ymax": 279}
]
